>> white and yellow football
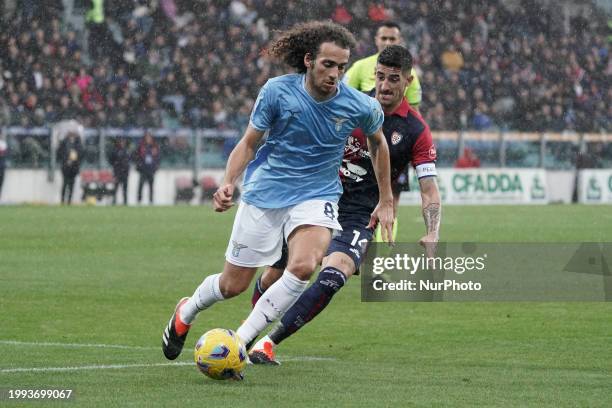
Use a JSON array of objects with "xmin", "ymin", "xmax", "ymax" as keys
[{"xmin": 194, "ymin": 328, "xmax": 247, "ymax": 380}]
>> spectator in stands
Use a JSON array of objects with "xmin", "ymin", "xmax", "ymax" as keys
[
  {"xmin": 108, "ymin": 137, "xmax": 130, "ymax": 205},
  {"xmin": 455, "ymin": 147, "xmax": 481, "ymax": 168},
  {"xmin": 134, "ymin": 131, "xmax": 160, "ymax": 204},
  {"xmin": 550, "ymin": 105, "xmax": 568, "ymax": 132},
  {"xmin": 0, "ymin": 135, "xmax": 7, "ymax": 200},
  {"xmin": 572, "ymin": 143, "xmax": 604, "ymax": 202},
  {"xmin": 332, "ymin": 1, "xmax": 353, "ymax": 26},
  {"xmin": 471, "ymin": 102, "xmax": 494, "ymax": 131},
  {"xmin": 56, "ymin": 131, "xmax": 83, "ymax": 204},
  {"xmin": 441, "ymin": 44, "xmax": 464, "ymax": 72},
  {"xmin": 0, "ymin": 0, "xmax": 609, "ymax": 138},
  {"xmin": 368, "ymin": 2, "xmax": 390, "ymax": 23},
  {"xmin": 86, "ymin": 0, "xmax": 112, "ymax": 61}
]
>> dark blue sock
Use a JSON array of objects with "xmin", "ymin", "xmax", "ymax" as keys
[
  {"xmin": 250, "ymin": 276, "xmax": 265, "ymax": 308},
  {"xmin": 269, "ymin": 267, "xmax": 346, "ymax": 345}
]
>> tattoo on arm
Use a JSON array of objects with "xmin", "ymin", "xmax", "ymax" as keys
[
  {"xmin": 366, "ymin": 135, "xmax": 379, "ymax": 159},
  {"xmin": 423, "ymin": 203, "xmax": 440, "ymax": 236},
  {"xmin": 419, "ymin": 177, "xmax": 441, "ymax": 237}
]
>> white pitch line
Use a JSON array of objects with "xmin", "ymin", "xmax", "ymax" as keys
[
  {"xmin": 282, "ymin": 356, "xmax": 336, "ymax": 362},
  {"xmin": 0, "ymin": 340, "xmax": 157, "ymax": 351},
  {"xmin": 0, "ymin": 362, "xmax": 192, "ymax": 374},
  {"xmin": 0, "ymin": 357, "xmax": 336, "ymax": 374},
  {"xmin": 0, "ymin": 340, "xmax": 336, "ymax": 374}
]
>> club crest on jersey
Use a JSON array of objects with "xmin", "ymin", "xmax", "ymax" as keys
[
  {"xmin": 429, "ymin": 145, "xmax": 437, "ymax": 159},
  {"xmin": 332, "ymin": 116, "xmax": 349, "ymax": 132},
  {"xmin": 231, "ymin": 240, "xmax": 248, "ymax": 257},
  {"xmin": 391, "ymin": 131, "xmax": 403, "ymax": 145}
]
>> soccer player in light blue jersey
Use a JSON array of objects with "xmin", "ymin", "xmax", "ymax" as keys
[{"xmin": 162, "ymin": 21, "xmax": 395, "ymax": 362}]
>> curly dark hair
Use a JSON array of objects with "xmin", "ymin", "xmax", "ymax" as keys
[
  {"xmin": 377, "ymin": 45, "xmax": 413, "ymax": 74},
  {"xmin": 268, "ymin": 21, "xmax": 356, "ymax": 73}
]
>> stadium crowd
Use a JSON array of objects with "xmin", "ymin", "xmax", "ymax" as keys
[{"xmin": 0, "ymin": 0, "xmax": 609, "ymax": 134}]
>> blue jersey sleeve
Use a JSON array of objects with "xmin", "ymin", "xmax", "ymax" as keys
[
  {"xmin": 359, "ymin": 96, "xmax": 384, "ymax": 136},
  {"xmin": 250, "ymin": 81, "xmax": 277, "ymax": 131}
]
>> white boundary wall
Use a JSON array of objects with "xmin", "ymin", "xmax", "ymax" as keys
[
  {"xmin": 1, "ymin": 169, "xmax": 225, "ymax": 205},
  {"xmin": 397, "ymin": 168, "xmax": 588, "ymax": 205},
  {"xmin": 578, "ymin": 170, "xmax": 612, "ymax": 204},
  {"xmin": 0, "ymin": 168, "xmax": 607, "ymax": 205}
]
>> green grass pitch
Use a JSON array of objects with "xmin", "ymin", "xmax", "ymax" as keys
[{"xmin": 0, "ymin": 205, "xmax": 611, "ymax": 407}]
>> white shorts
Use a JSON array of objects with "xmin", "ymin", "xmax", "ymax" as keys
[{"xmin": 225, "ymin": 199, "xmax": 342, "ymax": 267}]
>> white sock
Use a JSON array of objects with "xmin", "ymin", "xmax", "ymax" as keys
[
  {"xmin": 236, "ymin": 270, "xmax": 308, "ymax": 345},
  {"xmin": 180, "ymin": 273, "xmax": 224, "ymax": 324}
]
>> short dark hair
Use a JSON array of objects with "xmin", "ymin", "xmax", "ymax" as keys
[
  {"xmin": 377, "ymin": 45, "xmax": 413, "ymax": 74},
  {"xmin": 377, "ymin": 21, "xmax": 401, "ymax": 32},
  {"xmin": 268, "ymin": 21, "xmax": 356, "ymax": 73}
]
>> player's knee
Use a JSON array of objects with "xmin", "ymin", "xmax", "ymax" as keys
[
  {"xmin": 324, "ymin": 252, "xmax": 356, "ymax": 277},
  {"xmin": 219, "ymin": 277, "xmax": 249, "ymax": 298},
  {"xmin": 287, "ymin": 257, "xmax": 319, "ymax": 280},
  {"xmin": 338, "ymin": 257, "xmax": 356, "ymax": 277}
]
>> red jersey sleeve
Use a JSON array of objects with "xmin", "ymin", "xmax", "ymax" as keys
[{"xmin": 412, "ymin": 124, "xmax": 437, "ymax": 178}]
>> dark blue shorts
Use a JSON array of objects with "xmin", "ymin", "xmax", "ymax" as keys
[{"xmin": 326, "ymin": 214, "xmax": 373, "ymax": 271}]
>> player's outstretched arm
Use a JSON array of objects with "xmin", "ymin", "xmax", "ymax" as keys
[
  {"xmin": 213, "ymin": 125, "xmax": 265, "ymax": 212},
  {"xmin": 418, "ymin": 176, "xmax": 441, "ymax": 257},
  {"xmin": 366, "ymin": 127, "xmax": 395, "ymax": 243}
]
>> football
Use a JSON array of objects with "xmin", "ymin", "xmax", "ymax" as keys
[{"xmin": 193, "ymin": 328, "xmax": 247, "ymax": 380}]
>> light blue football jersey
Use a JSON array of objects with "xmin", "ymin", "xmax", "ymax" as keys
[{"xmin": 242, "ymin": 73, "xmax": 384, "ymax": 209}]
